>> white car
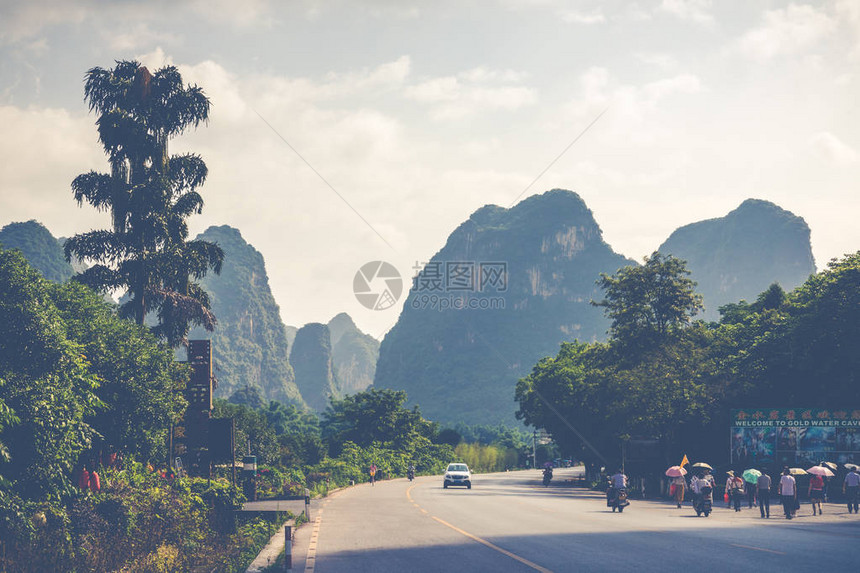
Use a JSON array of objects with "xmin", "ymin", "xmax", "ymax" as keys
[{"xmin": 443, "ymin": 463, "xmax": 472, "ymax": 489}]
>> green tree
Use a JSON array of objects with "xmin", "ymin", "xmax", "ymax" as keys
[
  {"xmin": 264, "ymin": 402, "xmax": 325, "ymax": 466},
  {"xmin": 64, "ymin": 60, "xmax": 223, "ymax": 347},
  {"xmin": 0, "ymin": 249, "xmax": 100, "ymax": 499},
  {"xmin": 213, "ymin": 399, "xmax": 278, "ymax": 464},
  {"xmin": 321, "ymin": 389, "xmax": 435, "ymax": 456},
  {"xmin": 723, "ymin": 254, "xmax": 860, "ymax": 407},
  {"xmin": 593, "ymin": 252, "xmax": 703, "ymax": 348},
  {"xmin": 51, "ymin": 281, "xmax": 187, "ymax": 462},
  {"xmin": 228, "ymin": 386, "xmax": 266, "ymax": 410}
]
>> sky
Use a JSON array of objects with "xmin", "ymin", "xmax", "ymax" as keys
[{"xmin": 1, "ymin": 0, "xmax": 859, "ymax": 338}]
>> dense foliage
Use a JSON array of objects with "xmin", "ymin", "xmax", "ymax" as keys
[
  {"xmin": 212, "ymin": 388, "xmax": 455, "ymax": 496},
  {"xmin": 516, "ymin": 252, "xmax": 860, "ymax": 475},
  {"xmin": 0, "ymin": 249, "xmax": 244, "ymax": 571},
  {"xmin": 1, "ymin": 461, "xmax": 283, "ymax": 573}
]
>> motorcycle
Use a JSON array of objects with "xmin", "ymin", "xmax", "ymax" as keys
[
  {"xmin": 407, "ymin": 468, "xmax": 415, "ymax": 482},
  {"xmin": 607, "ymin": 487, "xmax": 629, "ymax": 512},
  {"xmin": 694, "ymin": 485, "xmax": 713, "ymax": 517},
  {"xmin": 542, "ymin": 467, "xmax": 553, "ymax": 486}
]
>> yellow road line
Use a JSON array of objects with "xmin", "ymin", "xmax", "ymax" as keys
[
  {"xmin": 431, "ymin": 516, "xmax": 554, "ymax": 573},
  {"xmin": 304, "ymin": 512, "xmax": 323, "ymax": 573},
  {"xmin": 731, "ymin": 543, "xmax": 786, "ymax": 555},
  {"xmin": 406, "ymin": 483, "xmax": 552, "ymax": 572}
]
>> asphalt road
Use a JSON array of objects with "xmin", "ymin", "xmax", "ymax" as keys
[{"xmin": 289, "ymin": 468, "xmax": 859, "ymax": 572}]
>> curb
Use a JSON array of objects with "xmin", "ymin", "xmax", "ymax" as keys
[{"xmin": 245, "ymin": 519, "xmax": 295, "ymax": 573}]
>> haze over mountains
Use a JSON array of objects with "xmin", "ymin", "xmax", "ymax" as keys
[
  {"xmin": 375, "ymin": 189, "xmax": 635, "ymax": 425},
  {"xmin": 658, "ymin": 199, "xmax": 816, "ymax": 321},
  {"xmin": 0, "ymin": 190, "xmax": 821, "ymax": 424},
  {"xmin": 0, "ymin": 220, "xmax": 74, "ymax": 283},
  {"xmin": 189, "ymin": 226, "xmax": 379, "ymax": 409}
]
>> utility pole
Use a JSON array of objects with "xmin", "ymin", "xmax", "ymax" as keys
[{"xmin": 533, "ymin": 429, "xmax": 537, "ymax": 468}]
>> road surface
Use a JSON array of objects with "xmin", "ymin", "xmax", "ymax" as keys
[{"xmin": 289, "ymin": 468, "xmax": 859, "ymax": 572}]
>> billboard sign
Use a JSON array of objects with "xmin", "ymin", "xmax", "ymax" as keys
[{"xmin": 730, "ymin": 408, "xmax": 860, "ymax": 467}]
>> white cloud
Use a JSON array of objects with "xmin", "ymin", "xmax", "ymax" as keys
[
  {"xmin": 635, "ymin": 53, "xmax": 677, "ymax": 71},
  {"xmin": 106, "ymin": 22, "xmax": 179, "ymax": 51},
  {"xmin": 404, "ymin": 66, "xmax": 537, "ymax": 120},
  {"xmin": 738, "ymin": 4, "xmax": 836, "ymax": 61},
  {"xmin": 0, "ymin": 104, "xmax": 105, "ymax": 234},
  {"xmin": 643, "ymin": 74, "xmax": 701, "ymax": 101},
  {"xmin": 135, "ymin": 47, "xmax": 174, "ymax": 70},
  {"xmin": 810, "ymin": 132, "xmax": 859, "ymax": 165},
  {"xmin": 188, "ymin": 0, "xmax": 274, "ymax": 27},
  {"xmin": 0, "ymin": 0, "xmax": 275, "ymax": 46},
  {"xmin": 561, "ymin": 9, "xmax": 605, "ymax": 25},
  {"xmin": 564, "ymin": 67, "xmax": 702, "ymax": 137},
  {"xmin": 835, "ymin": 0, "xmax": 860, "ymax": 60},
  {"xmin": 659, "ymin": 0, "xmax": 712, "ymax": 24},
  {"xmin": 0, "ymin": 1, "xmax": 88, "ymax": 44}
]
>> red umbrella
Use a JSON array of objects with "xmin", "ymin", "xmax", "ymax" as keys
[{"xmin": 665, "ymin": 466, "xmax": 687, "ymax": 477}]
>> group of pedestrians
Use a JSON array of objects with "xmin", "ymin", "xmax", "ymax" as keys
[
  {"xmin": 76, "ymin": 466, "xmax": 101, "ymax": 493},
  {"xmin": 675, "ymin": 465, "xmax": 860, "ymax": 519},
  {"xmin": 770, "ymin": 466, "xmax": 859, "ymax": 519}
]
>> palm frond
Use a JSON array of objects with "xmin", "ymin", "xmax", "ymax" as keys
[
  {"xmin": 71, "ymin": 171, "xmax": 115, "ymax": 210},
  {"xmin": 169, "ymin": 153, "xmax": 208, "ymax": 193},
  {"xmin": 64, "ymin": 231, "xmax": 127, "ymax": 264},
  {"xmin": 72, "ymin": 264, "xmax": 123, "ymax": 292},
  {"xmin": 172, "ymin": 191, "xmax": 204, "ymax": 218}
]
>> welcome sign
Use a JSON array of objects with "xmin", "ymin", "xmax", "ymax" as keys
[{"xmin": 730, "ymin": 409, "xmax": 860, "ymax": 467}]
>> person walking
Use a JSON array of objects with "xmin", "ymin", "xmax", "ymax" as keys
[
  {"xmin": 809, "ymin": 472, "xmax": 824, "ymax": 515},
  {"xmin": 726, "ymin": 471, "xmax": 744, "ymax": 512},
  {"xmin": 369, "ymin": 463, "xmax": 377, "ymax": 486},
  {"xmin": 77, "ymin": 466, "xmax": 90, "ymax": 492},
  {"xmin": 671, "ymin": 475, "xmax": 686, "ymax": 508},
  {"xmin": 756, "ymin": 471, "xmax": 772, "ymax": 518},
  {"xmin": 89, "ymin": 468, "xmax": 101, "ymax": 493},
  {"xmin": 844, "ymin": 466, "xmax": 860, "ymax": 513},
  {"xmin": 746, "ymin": 478, "xmax": 756, "ymax": 508},
  {"xmin": 779, "ymin": 468, "xmax": 797, "ymax": 519}
]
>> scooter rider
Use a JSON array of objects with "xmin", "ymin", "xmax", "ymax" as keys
[
  {"xmin": 690, "ymin": 472, "xmax": 701, "ymax": 510},
  {"xmin": 609, "ymin": 468, "xmax": 627, "ymax": 499},
  {"xmin": 700, "ymin": 468, "xmax": 716, "ymax": 490},
  {"xmin": 611, "ymin": 468, "xmax": 628, "ymax": 490}
]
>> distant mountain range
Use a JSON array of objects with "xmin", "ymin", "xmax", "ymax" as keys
[
  {"xmin": 189, "ymin": 226, "xmax": 379, "ymax": 409},
  {"xmin": 1, "ymin": 193, "xmax": 819, "ymax": 424},
  {"xmin": 658, "ymin": 199, "xmax": 816, "ymax": 320},
  {"xmin": 328, "ymin": 312, "xmax": 378, "ymax": 395},
  {"xmin": 189, "ymin": 225, "xmax": 301, "ymax": 404},
  {"xmin": 374, "ymin": 191, "xmax": 820, "ymax": 426},
  {"xmin": 0, "ymin": 220, "xmax": 74, "ymax": 282},
  {"xmin": 375, "ymin": 189, "xmax": 635, "ymax": 426},
  {"xmin": 290, "ymin": 322, "xmax": 340, "ymax": 411}
]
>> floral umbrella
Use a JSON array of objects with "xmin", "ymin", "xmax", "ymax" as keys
[{"xmin": 665, "ymin": 466, "xmax": 687, "ymax": 477}]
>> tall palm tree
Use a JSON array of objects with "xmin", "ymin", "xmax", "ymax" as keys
[{"xmin": 65, "ymin": 60, "xmax": 223, "ymax": 347}]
